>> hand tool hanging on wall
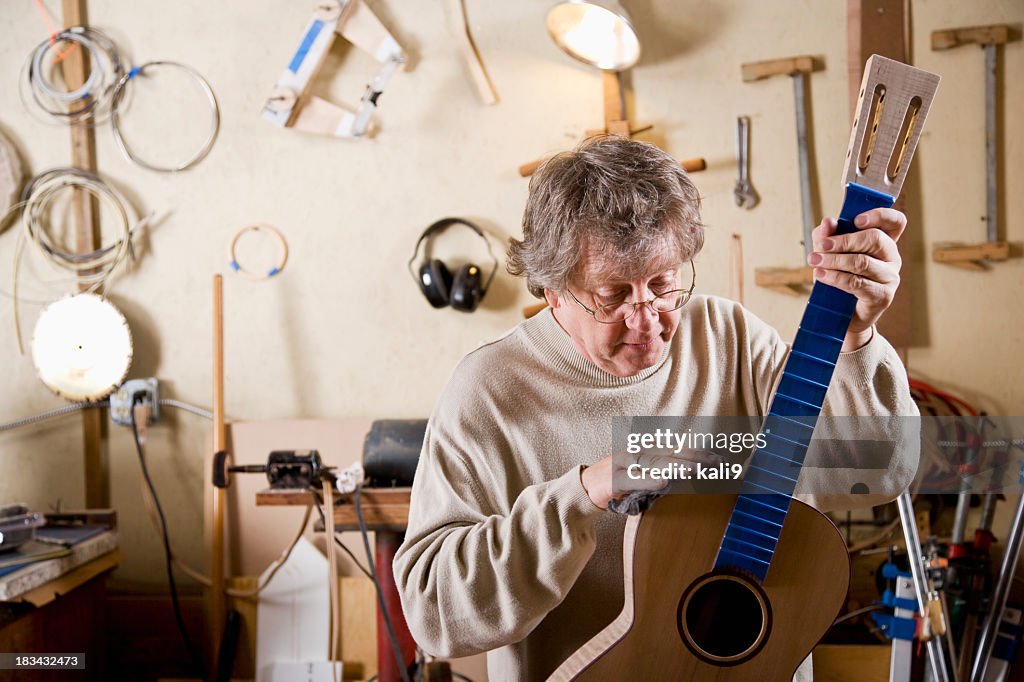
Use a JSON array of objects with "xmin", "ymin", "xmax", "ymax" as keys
[
  {"xmin": 930, "ymin": 24, "xmax": 1017, "ymax": 270},
  {"xmin": 734, "ymin": 116, "xmax": 758, "ymax": 209},
  {"xmin": 519, "ymin": 71, "xmax": 706, "ymax": 177},
  {"xmin": 741, "ymin": 55, "xmax": 821, "ymax": 295},
  {"xmin": 263, "ymin": 0, "xmax": 406, "ymax": 138}
]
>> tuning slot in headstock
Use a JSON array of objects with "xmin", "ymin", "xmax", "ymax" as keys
[{"xmin": 843, "ymin": 55, "xmax": 939, "ymax": 199}]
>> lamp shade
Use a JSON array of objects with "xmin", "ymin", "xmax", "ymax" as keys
[{"xmin": 546, "ymin": 0, "xmax": 641, "ymax": 71}]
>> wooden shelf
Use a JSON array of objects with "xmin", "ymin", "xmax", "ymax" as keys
[{"xmin": 255, "ymin": 488, "xmax": 411, "ymax": 531}]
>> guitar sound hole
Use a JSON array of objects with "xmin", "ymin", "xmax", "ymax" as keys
[{"xmin": 678, "ymin": 573, "xmax": 769, "ymax": 664}]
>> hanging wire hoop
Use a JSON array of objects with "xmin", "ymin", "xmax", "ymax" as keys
[
  {"xmin": 24, "ymin": 26, "xmax": 124, "ymax": 124},
  {"xmin": 227, "ymin": 224, "xmax": 289, "ymax": 281},
  {"xmin": 110, "ymin": 60, "xmax": 220, "ymax": 172},
  {"xmin": 19, "ymin": 168, "xmax": 137, "ymax": 285},
  {"xmin": 11, "ymin": 168, "xmax": 147, "ymax": 352}
]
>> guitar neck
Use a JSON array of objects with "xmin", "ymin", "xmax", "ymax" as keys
[
  {"xmin": 714, "ymin": 55, "xmax": 940, "ymax": 582},
  {"xmin": 716, "ymin": 184, "xmax": 893, "ymax": 581}
]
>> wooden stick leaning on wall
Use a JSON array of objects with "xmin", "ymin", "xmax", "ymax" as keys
[
  {"xmin": 444, "ymin": 0, "xmax": 498, "ymax": 105},
  {"xmin": 210, "ymin": 274, "xmax": 227, "ymax": 674},
  {"xmin": 60, "ymin": 0, "xmax": 108, "ymax": 508}
]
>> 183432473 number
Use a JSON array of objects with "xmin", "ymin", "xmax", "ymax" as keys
[{"xmin": 0, "ymin": 654, "xmax": 85, "ymax": 670}]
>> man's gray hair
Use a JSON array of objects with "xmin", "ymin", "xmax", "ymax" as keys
[{"xmin": 507, "ymin": 135, "xmax": 704, "ymax": 298}]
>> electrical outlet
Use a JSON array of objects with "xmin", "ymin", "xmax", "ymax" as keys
[{"xmin": 110, "ymin": 378, "xmax": 160, "ymax": 426}]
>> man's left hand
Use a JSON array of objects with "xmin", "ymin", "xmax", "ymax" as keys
[{"xmin": 808, "ymin": 208, "xmax": 906, "ymax": 351}]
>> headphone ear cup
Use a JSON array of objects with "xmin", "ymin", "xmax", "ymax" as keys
[
  {"xmin": 419, "ymin": 259, "xmax": 453, "ymax": 308},
  {"xmin": 450, "ymin": 264, "xmax": 483, "ymax": 312}
]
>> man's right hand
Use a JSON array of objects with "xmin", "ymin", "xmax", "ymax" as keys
[{"xmin": 580, "ymin": 450, "xmax": 720, "ymax": 510}]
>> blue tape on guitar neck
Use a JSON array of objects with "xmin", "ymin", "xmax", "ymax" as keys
[
  {"xmin": 837, "ymin": 183, "xmax": 895, "ymax": 226},
  {"xmin": 715, "ymin": 181, "xmax": 895, "ymax": 581}
]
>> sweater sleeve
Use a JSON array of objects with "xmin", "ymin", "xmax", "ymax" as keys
[
  {"xmin": 393, "ymin": 374, "xmax": 605, "ymax": 658},
  {"xmin": 797, "ymin": 328, "xmax": 920, "ymax": 512},
  {"xmin": 738, "ymin": 307, "xmax": 919, "ymax": 512}
]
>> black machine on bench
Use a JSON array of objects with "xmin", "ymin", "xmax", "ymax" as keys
[{"xmin": 212, "ymin": 419, "xmax": 426, "ymax": 491}]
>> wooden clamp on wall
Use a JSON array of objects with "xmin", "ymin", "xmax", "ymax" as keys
[
  {"xmin": 262, "ymin": 0, "xmax": 406, "ymax": 138},
  {"xmin": 743, "ymin": 55, "xmax": 822, "ymax": 296},
  {"xmin": 753, "ymin": 267, "xmax": 816, "ymax": 297},
  {"xmin": 518, "ymin": 70, "xmax": 707, "ymax": 177},
  {"xmin": 930, "ymin": 24, "xmax": 1017, "ymax": 270}
]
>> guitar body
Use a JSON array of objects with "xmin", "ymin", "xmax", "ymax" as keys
[{"xmin": 548, "ymin": 494, "xmax": 850, "ymax": 681}]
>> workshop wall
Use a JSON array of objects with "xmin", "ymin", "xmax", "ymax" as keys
[{"xmin": 0, "ymin": 0, "xmax": 1020, "ymax": 589}]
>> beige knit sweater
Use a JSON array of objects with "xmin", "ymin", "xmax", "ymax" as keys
[{"xmin": 394, "ymin": 296, "xmax": 918, "ymax": 681}]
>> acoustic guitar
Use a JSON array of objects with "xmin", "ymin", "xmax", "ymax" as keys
[{"xmin": 549, "ymin": 55, "xmax": 940, "ymax": 681}]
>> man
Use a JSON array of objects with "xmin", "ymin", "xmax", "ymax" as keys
[{"xmin": 394, "ymin": 135, "xmax": 918, "ymax": 681}]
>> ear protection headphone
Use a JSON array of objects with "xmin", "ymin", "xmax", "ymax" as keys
[{"xmin": 407, "ymin": 218, "xmax": 498, "ymax": 312}]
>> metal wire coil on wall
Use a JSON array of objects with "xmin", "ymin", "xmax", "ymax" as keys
[
  {"xmin": 22, "ymin": 26, "xmax": 123, "ymax": 125},
  {"xmin": 109, "ymin": 60, "xmax": 220, "ymax": 172}
]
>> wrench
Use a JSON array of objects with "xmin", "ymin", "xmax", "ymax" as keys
[{"xmin": 733, "ymin": 116, "xmax": 759, "ymax": 209}]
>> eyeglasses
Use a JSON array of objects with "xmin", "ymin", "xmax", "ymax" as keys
[{"xmin": 566, "ymin": 260, "xmax": 696, "ymax": 324}]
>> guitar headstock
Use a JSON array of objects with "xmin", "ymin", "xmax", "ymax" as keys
[{"xmin": 843, "ymin": 55, "xmax": 940, "ymax": 200}]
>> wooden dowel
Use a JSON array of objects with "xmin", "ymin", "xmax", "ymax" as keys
[
  {"xmin": 680, "ymin": 158, "xmax": 707, "ymax": 173},
  {"xmin": 211, "ymin": 274, "xmax": 227, "ymax": 674}
]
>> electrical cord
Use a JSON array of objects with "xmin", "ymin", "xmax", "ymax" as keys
[
  {"xmin": 0, "ymin": 399, "xmax": 107, "ymax": 431},
  {"xmin": 354, "ymin": 485, "xmax": 412, "ymax": 682},
  {"xmin": 129, "ymin": 399, "xmax": 204, "ymax": 680},
  {"xmin": 158, "ymin": 398, "xmax": 213, "ymax": 421},
  {"xmin": 309, "ymin": 495, "xmax": 374, "ymax": 580},
  {"xmin": 832, "ymin": 603, "xmax": 887, "ymax": 626},
  {"xmin": 129, "ymin": 396, "xmax": 310, "ymax": 599},
  {"xmin": 136, "ymin": 474, "xmax": 311, "ymax": 598},
  {"xmin": 0, "ymin": 395, "xmax": 212, "ymax": 433}
]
